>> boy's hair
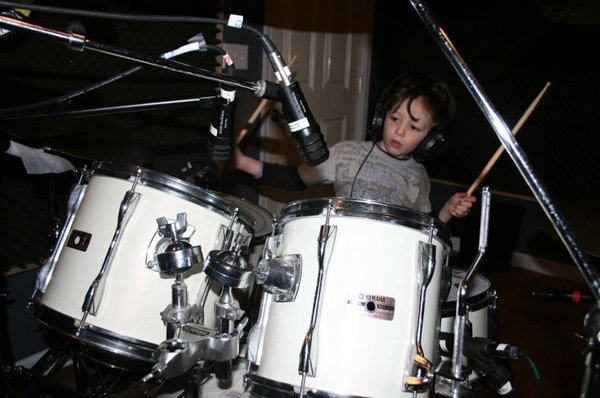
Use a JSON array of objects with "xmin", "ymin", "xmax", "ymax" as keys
[{"xmin": 370, "ymin": 73, "xmax": 456, "ymax": 162}]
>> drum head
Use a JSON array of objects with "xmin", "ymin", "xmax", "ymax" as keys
[
  {"xmin": 278, "ymin": 197, "xmax": 451, "ymax": 249},
  {"xmin": 442, "ymin": 268, "xmax": 493, "ymax": 316},
  {"xmin": 90, "ymin": 161, "xmax": 271, "ymax": 236}
]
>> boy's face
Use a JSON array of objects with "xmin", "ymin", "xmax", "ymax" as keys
[{"xmin": 379, "ymin": 96, "xmax": 434, "ymax": 158}]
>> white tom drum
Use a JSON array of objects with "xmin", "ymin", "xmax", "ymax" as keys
[
  {"xmin": 245, "ymin": 198, "xmax": 452, "ymax": 398},
  {"xmin": 33, "ymin": 161, "xmax": 271, "ymax": 368}
]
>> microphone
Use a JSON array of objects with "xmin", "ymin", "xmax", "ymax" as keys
[
  {"xmin": 439, "ymin": 332, "xmax": 522, "ymax": 359},
  {"xmin": 207, "ymin": 54, "xmax": 237, "ymax": 163},
  {"xmin": 439, "ymin": 332, "xmax": 516, "ymax": 396},
  {"xmin": 260, "ymin": 36, "xmax": 329, "ymax": 166}
]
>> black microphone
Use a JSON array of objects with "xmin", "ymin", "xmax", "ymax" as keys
[
  {"xmin": 207, "ymin": 56, "xmax": 237, "ymax": 163},
  {"xmin": 439, "ymin": 332, "xmax": 522, "ymax": 359},
  {"xmin": 439, "ymin": 332, "xmax": 516, "ymax": 396},
  {"xmin": 260, "ymin": 36, "xmax": 329, "ymax": 166}
]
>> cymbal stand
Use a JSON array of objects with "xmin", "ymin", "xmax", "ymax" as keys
[{"xmin": 408, "ymin": 1, "xmax": 600, "ymax": 395}]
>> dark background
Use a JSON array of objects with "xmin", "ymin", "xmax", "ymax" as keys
[{"xmin": 372, "ymin": 0, "xmax": 600, "ymax": 203}]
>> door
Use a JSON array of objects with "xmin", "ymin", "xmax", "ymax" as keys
[{"xmin": 258, "ymin": 0, "xmax": 375, "ymax": 214}]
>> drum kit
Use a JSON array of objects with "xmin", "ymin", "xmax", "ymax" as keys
[
  {"xmin": 19, "ymin": 160, "xmax": 509, "ymax": 398},
  {"xmin": 3, "ymin": 0, "xmax": 600, "ymax": 396}
]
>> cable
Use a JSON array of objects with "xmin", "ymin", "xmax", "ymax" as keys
[
  {"xmin": 521, "ymin": 350, "xmax": 544, "ymax": 398},
  {"xmin": 0, "ymin": 1, "xmax": 264, "ymax": 37},
  {"xmin": 349, "ymin": 142, "xmax": 376, "ymax": 198}
]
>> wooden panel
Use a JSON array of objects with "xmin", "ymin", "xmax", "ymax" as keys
[{"xmin": 265, "ymin": 0, "xmax": 374, "ymax": 32}]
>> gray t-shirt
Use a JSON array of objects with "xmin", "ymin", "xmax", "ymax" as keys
[{"xmin": 298, "ymin": 141, "xmax": 432, "ymax": 213}]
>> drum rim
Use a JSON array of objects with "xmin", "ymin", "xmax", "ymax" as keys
[
  {"xmin": 246, "ymin": 373, "xmax": 369, "ymax": 398},
  {"xmin": 33, "ymin": 301, "xmax": 157, "ymax": 366},
  {"xmin": 89, "ymin": 161, "xmax": 272, "ymax": 236},
  {"xmin": 278, "ymin": 197, "xmax": 451, "ymax": 248}
]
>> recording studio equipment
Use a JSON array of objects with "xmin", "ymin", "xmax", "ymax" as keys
[
  {"xmin": 259, "ymin": 35, "xmax": 329, "ymax": 166},
  {"xmin": 207, "ymin": 55, "xmax": 238, "ymax": 163}
]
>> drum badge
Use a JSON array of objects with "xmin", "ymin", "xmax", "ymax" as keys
[{"xmin": 346, "ymin": 293, "xmax": 395, "ymax": 320}]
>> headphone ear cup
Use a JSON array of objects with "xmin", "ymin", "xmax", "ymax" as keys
[
  {"xmin": 369, "ymin": 101, "xmax": 385, "ymax": 141},
  {"xmin": 412, "ymin": 131, "xmax": 447, "ymax": 163}
]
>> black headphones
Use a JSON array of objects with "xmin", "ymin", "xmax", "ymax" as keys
[{"xmin": 369, "ymin": 74, "xmax": 453, "ymax": 163}]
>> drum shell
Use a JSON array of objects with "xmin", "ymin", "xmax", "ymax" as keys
[
  {"xmin": 37, "ymin": 166, "xmax": 251, "ymax": 351},
  {"xmin": 253, "ymin": 198, "xmax": 450, "ymax": 397}
]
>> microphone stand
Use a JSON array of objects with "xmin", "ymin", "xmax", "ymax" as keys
[
  {"xmin": 407, "ymin": 1, "xmax": 600, "ymax": 396},
  {"xmin": 0, "ymin": 15, "xmax": 281, "ymax": 101},
  {"xmin": 0, "ymin": 97, "xmax": 218, "ymax": 122}
]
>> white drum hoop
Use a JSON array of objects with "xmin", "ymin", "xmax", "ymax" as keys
[
  {"xmin": 277, "ymin": 197, "xmax": 452, "ymax": 249},
  {"xmin": 89, "ymin": 161, "xmax": 272, "ymax": 237}
]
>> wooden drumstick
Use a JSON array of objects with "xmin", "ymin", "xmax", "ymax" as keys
[
  {"xmin": 235, "ymin": 55, "xmax": 298, "ymax": 145},
  {"xmin": 466, "ymin": 81, "xmax": 552, "ymax": 196}
]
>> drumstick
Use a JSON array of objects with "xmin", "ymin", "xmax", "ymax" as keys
[
  {"xmin": 466, "ymin": 81, "xmax": 552, "ymax": 196},
  {"xmin": 235, "ymin": 55, "xmax": 298, "ymax": 145}
]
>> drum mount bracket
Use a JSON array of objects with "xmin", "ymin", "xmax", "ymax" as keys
[{"xmin": 141, "ymin": 321, "xmax": 244, "ymax": 384}]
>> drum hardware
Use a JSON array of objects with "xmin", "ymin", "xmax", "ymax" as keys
[
  {"xmin": 140, "ymin": 320, "xmax": 245, "ymax": 385},
  {"xmin": 245, "ymin": 216, "xmax": 281, "ymax": 368},
  {"xmin": 298, "ymin": 201, "xmax": 334, "ymax": 398},
  {"xmin": 140, "ymin": 294, "xmax": 248, "ymax": 386},
  {"xmin": 155, "ymin": 213, "xmax": 204, "ymax": 275},
  {"xmin": 254, "ymin": 213, "xmax": 302, "ymax": 303},
  {"xmin": 154, "ymin": 213, "xmax": 205, "ymax": 340},
  {"xmin": 76, "ymin": 169, "xmax": 142, "ymax": 336},
  {"xmin": 141, "ymin": 211, "xmax": 255, "ymax": 385},
  {"xmin": 435, "ymin": 187, "xmax": 492, "ymax": 397},
  {"xmin": 405, "ymin": 221, "xmax": 438, "ymax": 393},
  {"xmin": 204, "ymin": 210, "xmax": 254, "ymax": 290},
  {"xmin": 437, "ymin": 268, "xmax": 500, "ymax": 394},
  {"xmin": 205, "ymin": 226, "xmax": 253, "ymax": 381},
  {"xmin": 145, "ymin": 213, "xmax": 201, "ymax": 273},
  {"xmin": 255, "ymin": 254, "xmax": 302, "ymax": 302},
  {"xmin": 31, "ymin": 169, "xmax": 87, "ymax": 301}
]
